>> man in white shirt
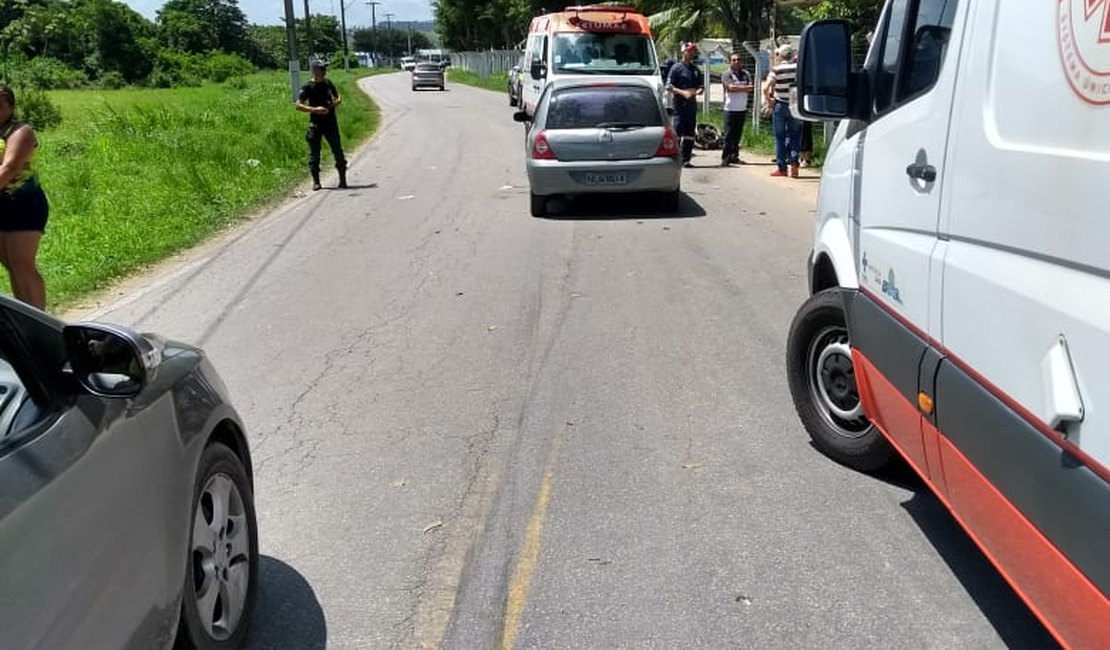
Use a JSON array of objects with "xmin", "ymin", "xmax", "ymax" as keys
[{"xmin": 720, "ymin": 53, "xmax": 754, "ymax": 166}]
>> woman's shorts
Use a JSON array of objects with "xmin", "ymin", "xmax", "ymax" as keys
[{"xmin": 0, "ymin": 186, "xmax": 49, "ymax": 232}]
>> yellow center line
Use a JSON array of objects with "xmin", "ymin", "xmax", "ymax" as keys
[{"xmin": 499, "ymin": 448, "xmax": 559, "ymax": 650}]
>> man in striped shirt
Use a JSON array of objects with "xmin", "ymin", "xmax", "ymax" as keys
[{"xmin": 763, "ymin": 44, "xmax": 802, "ymax": 178}]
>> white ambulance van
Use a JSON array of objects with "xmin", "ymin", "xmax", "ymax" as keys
[
  {"xmin": 519, "ymin": 5, "xmax": 665, "ymax": 118},
  {"xmin": 785, "ymin": 1, "xmax": 1109, "ymax": 647}
]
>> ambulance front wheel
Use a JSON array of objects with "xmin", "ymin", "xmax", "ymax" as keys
[{"xmin": 786, "ymin": 289, "xmax": 894, "ymax": 472}]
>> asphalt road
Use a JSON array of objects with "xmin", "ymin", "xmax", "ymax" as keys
[{"xmin": 71, "ymin": 72, "xmax": 1055, "ymax": 650}]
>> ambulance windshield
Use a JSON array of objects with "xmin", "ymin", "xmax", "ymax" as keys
[{"xmin": 552, "ymin": 33, "xmax": 658, "ymax": 74}]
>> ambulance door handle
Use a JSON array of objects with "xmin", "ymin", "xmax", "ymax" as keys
[
  {"xmin": 906, "ymin": 148, "xmax": 937, "ymax": 183},
  {"xmin": 1043, "ymin": 335, "xmax": 1084, "ymax": 437},
  {"xmin": 905, "ymin": 162, "xmax": 936, "ymax": 183}
]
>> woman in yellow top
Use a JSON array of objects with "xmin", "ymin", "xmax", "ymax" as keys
[{"xmin": 0, "ymin": 85, "xmax": 47, "ymax": 310}]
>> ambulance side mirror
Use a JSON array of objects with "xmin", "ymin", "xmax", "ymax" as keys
[
  {"xmin": 531, "ymin": 62, "xmax": 546, "ymax": 80},
  {"xmin": 796, "ymin": 20, "xmax": 856, "ymax": 120}
]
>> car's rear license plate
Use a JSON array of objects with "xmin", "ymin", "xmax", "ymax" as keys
[{"xmin": 584, "ymin": 172, "xmax": 628, "ymax": 186}]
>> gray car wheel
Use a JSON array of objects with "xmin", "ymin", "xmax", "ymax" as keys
[
  {"xmin": 529, "ymin": 192, "xmax": 546, "ymax": 218},
  {"xmin": 661, "ymin": 189, "xmax": 680, "ymax": 213},
  {"xmin": 176, "ymin": 443, "xmax": 258, "ymax": 649}
]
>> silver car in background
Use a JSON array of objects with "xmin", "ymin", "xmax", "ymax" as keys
[
  {"xmin": 514, "ymin": 77, "xmax": 682, "ymax": 217},
  {"xmin": 0, "ymin": 296, "xmax": 258, "ymax": 649},
  {"xmin": 411, "ymin": 62, "xmax": 445, "ymax": 91}
]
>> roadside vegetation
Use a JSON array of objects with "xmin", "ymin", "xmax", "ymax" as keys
[
  {"xmin": 448, "ymin": 69, "xmax": 510, "ymax": 94},
  {"xmin": 22, "ymin": 69, "xmax": 389, "ymax": 310}
]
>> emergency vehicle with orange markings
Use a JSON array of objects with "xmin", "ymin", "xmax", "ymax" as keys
[
  {"xmin": 519, "ymin": 5, "xmax": 665, "ymax": 118},
  {"xmin": 786, "ymin": 1, "xmax": 1110, "ymax": 647}
]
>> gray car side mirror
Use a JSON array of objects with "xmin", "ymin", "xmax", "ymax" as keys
[{"xmin": 63, "ymin": 324, "xmax": 161, "ymax": 397}]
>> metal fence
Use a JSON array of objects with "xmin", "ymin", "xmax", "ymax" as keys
[{"xmin": 450, "ymin": 50, "xmax": 523, "ymax": 78}]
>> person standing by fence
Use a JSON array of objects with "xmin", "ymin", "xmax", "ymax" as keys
[
  {"xmin": 0, "ymin": 85, "xmax": 48, "ymax": 310},
  {"xmin": 666, "ymin": 42, "xmax": 704, "ymax": 168},
  {"xmin": 296, "ymin": 60, "xmax": 348, "ymax": 191},
  {"xmin": 720, "ymin": 53, "xmax": 754, "ymax": 166},
  {"xmin": 764, "ymin": 44, "xmax": 802, "ymax": 178}
]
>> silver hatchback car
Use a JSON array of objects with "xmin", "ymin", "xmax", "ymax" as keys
[
  {"xmin": 0, "ymin": 296, "xmax": 258, "ymax": 649},
  {"xmin": 411, "ymin": 62, "xmax": 445, "ymax": 91},
  {"xmin": 514, "ymin": 77, "xmax": 682, "ymax": 217}
]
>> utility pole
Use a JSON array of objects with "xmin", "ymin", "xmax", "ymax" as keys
[
  {"xmin": 385, "ymin": 12, "xmax": 394, "ymax": 65},
  {"xmin": 283, "ymin": 0, "xmax": 300, "ymax": 101},
  {"xmin": 339, "ymin": 0, "xmax": 350, "ymax": 71},
  {"xmin": 303, "ymin": 0, "xmax": 313, "ymax": 62},
  {"xmin": 366, "ymin": 1, "xmax": 381, "ymax": 67}
]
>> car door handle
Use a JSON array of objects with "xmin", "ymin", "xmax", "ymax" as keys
[{"xmin": 905, "ymin": 162, "xmax": 937, "ymax": 183}]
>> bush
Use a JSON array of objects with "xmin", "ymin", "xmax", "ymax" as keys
[
  {"xmin": 13, "ymin": 87, "xmax": 63, "ymax": 131},
  {"xmin": 9, "ymin": 57, "xmax": 88, "ymax": 90},
  {"xmin": 204, "ymin": 52, "xmax": 255, "ymax": 83},
  {"xmin": 98, "ymin": 71, "xmax": 128, "ymax": 90},
  {"xmin": 147, "ymin": 49, "xmax": 205, "ymax": 88},
  {"xmin": 328, "ymin": 54, "xmax": 361, "ymax": 69}
]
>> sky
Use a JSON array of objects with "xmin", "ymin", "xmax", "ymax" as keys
[{"xmin": 121, "ymin": 0, "xmax": 435, "ymax": 28}]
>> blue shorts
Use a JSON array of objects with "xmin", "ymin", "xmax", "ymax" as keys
[{"xmin": 0, "ymin": 185, "xmax": 49, "ymax": 232}]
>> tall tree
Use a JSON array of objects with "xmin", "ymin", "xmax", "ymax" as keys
[
  {"xmin": 637, "ymin": 0, "xmax": 775, "ymax": 53},
  {"xmin": 434, "ymin": 0, "xmax": 541, "ymax": 50},
  {"xmin": 800, "ymin": 0, "xmax": 882, "ymax": 39},
  {"xmin": 157, "ymin": 0, "xmax": 248, "ymax": 55},
  {"xmin": 1, "ymin": 0, "xmax": 157, "ymax": 81}
]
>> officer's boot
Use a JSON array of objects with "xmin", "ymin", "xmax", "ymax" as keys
[
  {"xmin": 337, "ymin": 167, "xmax": 348, "ymax": 189},
  {"xmin": 311, "ymin": 169, "xmax": 322, "ymax": 191}
]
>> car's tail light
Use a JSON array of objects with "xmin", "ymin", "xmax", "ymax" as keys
[
  {"xmin": 532, "ymin": 131, "xmax": 556, "ymax": 160},
  {"xmin": 655, "ymin": 127, "xmax": 679, "ymax": 157}
]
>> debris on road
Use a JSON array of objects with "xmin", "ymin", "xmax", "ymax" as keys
[{"xmin": 423, "ymin": 520, "xmax": 444, "ymax": 535}]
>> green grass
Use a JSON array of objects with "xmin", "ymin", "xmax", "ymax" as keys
[
  {"xmin": 29, "ymin": 68, "xmax": 393, "ymax": 310},
  {"xmin": 448, "ymin": 69, "xmax": 510, "ymax": 94}
]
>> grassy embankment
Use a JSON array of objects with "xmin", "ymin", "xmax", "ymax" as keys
[
  {"xmin": 450, "ymin": 69, "xmax": 826, "ymax": 163},
  {"xmin": 24, "ymin": 68, "xmax": 394, "ymax": 311}
]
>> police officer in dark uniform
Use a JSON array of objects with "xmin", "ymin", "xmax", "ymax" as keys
[
  {"xmin": 296, "ymin": 59, "xmax": 347, "ymax": 190},
  {"xmin": 666, "ymin": 42, "xmax": 704, "ymax": 167}
]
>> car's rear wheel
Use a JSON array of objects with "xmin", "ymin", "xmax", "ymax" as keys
[
  {"xmin": 175, "ymin": 443, "xmax": 258, "ymax": 649},
  {"xmin": 786, "ymin": 289, "xmax": 893, "ymax": 472},
  {"xmin": 530, "ymin": 192, "xmax": 546, "ymax": 218},
  {"xmin": 661, "ymin": 189, "xmax": 680, "ymax": 213}
]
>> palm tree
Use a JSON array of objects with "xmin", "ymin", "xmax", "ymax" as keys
[{"xmin": 641, "ymin": 0, "xmax": 823, "ymax": 55}]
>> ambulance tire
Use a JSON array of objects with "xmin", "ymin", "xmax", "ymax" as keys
[{"xmin": 786, "ymin": 289, "xmax": 894, "ymax": 472}]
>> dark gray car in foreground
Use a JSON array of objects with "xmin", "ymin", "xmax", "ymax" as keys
[{"xmin": 0, "ymin": 296, "xmax": 258, "ymax": 649}]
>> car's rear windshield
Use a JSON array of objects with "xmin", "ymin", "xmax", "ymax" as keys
[
  {"xmin": 416, "ymin": 64, "xmax": 439, "ymax": 71},
  {"xmin": 545, "ymin": 85, "xmax": 663, "ymax": 129},
  {"xmin": 552, "ymin": 33, "xmax": 657, "ymax": 75}
]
